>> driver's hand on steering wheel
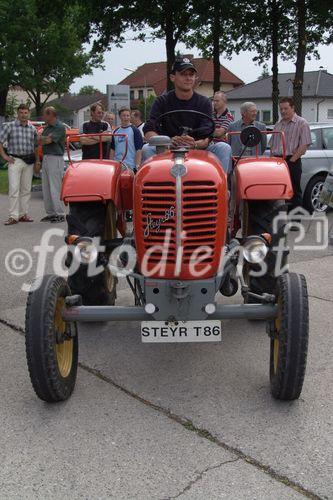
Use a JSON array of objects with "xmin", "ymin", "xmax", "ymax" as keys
[{"xmin": 171, "ymin": 135, "xmax": 196, "ymax": 148}]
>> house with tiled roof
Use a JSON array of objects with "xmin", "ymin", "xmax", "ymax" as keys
[
  {"xmin": 118, "ymin": 55, "xmax": 244, "ymax": 105},
  {"xmin": 44, "ymin": 92, "xmax": 108, "ymax": 128},
  {"xmin": 226, "ymin": 70, "xmax": 333, "ymax": 124}
]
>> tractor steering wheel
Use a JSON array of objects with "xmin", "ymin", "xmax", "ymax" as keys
[{"xmin": 156, "ymin": 109, "xmax": 215, "ymax": 139}]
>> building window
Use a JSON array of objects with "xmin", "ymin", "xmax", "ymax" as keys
[
  {"xmin": 138, "ymin": 89, "xmax": 144, "ymax": 100},
  {"xmin": 262, "ymin": 110, "xmax": 271, "ymax": 123},
  {"xmin": 147, "ymin": 89, "xmax": 154, "ymax": 97},
  {"xmin": 130, "ymin": 90, "xmax": 134, "ymax": 100},
  {"xmin": 327, "ymin": 109, "xmax": 333, "ymax": 119}
]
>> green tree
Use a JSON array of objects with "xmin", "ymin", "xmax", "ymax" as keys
[
  {"xmin": 0, "ymin": 0, "xmax": 31, "ymax": 120},
  {"xmin": 234, "ymin": 0, "xmax": 292, "ymax": 123},
  {"xmin": 291, "ymin": 0, "xmax": 333, "ymax": 114},
  {"xmin": 185, "ymin": 0, "xmax": 240, "ymax": 92},
  {"xmin": 5, "ymin": 95, "xmax": 19, "ymax": 119},
  {"xmin": 257, "ymin": 64, "xmax": 271, "ymax": 80},
  {"xmin": 137, "ymin": 95, "xmax": 155, "ymax": 121},
  {"xmin": 78, "ymin": 85, "xmax": 100, "ymax": 95},
  {"xmin": 0, "ymin": 0, "xmax": 101, "ymax": 119},
  {"xmin": 91, "ymin": 0, "xmax": 193, "ymax": 91}
]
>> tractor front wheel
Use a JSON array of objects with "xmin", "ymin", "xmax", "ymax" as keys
[
  {"xmin": 25, "ymin": 275, "xmax": 78, "ymax": 402},
  {"xmin": 269, "ymin": 273, "xmax": 309, "ymax": 400}
]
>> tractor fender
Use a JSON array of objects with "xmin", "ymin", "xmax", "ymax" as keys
[
  {"xmin": 235, "ymin": 157, "xmax": 293, "ymax": 201},
  {"xmin": 61, "ymin": 159, "xmax": 122, "ymax": 207}
]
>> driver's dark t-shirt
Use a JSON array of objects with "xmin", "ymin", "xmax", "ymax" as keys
[{"xmin": 143, "ymin": 90, "xmax": 213, "ymax": 140}]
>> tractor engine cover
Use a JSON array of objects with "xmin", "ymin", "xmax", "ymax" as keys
[{"xmin": 134, "ymin": 150, "xmax": 228, "ymax": 280}]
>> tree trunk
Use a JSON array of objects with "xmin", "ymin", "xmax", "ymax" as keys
[
  {"xmin": 212, "ymin": 1, "xmax": 221, "ymax": 92},
  {"xmin": 270, "ymin": 0, "xmax": 280, "ymax": 124},
  {"xmin": 0, "ymin": 87, "xmax": 9, "ymax": 122},
  {"xmin": 293, "ymin": 0, "xmax": 307, "ymax": 115},
  {"xmin": 34, "ymin": 90, "xmax": 42, "ymax": 118},
  {"xmin": 165, "ymin": 4, "xmax": 176, "ymax": 91}
]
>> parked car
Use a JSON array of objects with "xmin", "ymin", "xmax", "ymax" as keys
[{"xmin": 266, "ymin": 123, "xmax": 333, "ymax": 213}]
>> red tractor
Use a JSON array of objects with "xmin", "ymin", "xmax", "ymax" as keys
[{"xmin": 25, "ymin": 111, "xmax": 309, "ymax": 403}]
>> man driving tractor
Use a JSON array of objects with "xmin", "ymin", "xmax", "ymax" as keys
[{"xmin": 142, "ymin": 56, "xmax": 232, "ymax": 174}]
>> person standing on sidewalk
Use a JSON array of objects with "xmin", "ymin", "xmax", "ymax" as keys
[
  {"xmin": 39, "ymin": 107, "xmax": 66, "ymax": 223},
  {"xmin": 0, "ymin": 104, "xmax": 39, "ymax": 225},
  {"xmin": 270, "ymin": 97, "xmax": 311, "ymax": 219}
]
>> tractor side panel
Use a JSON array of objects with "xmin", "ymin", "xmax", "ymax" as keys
[
  {"xmin": 236, "ymin": 157, "xmax": 294, "ymax": 200},
  {"xmin": 120, "ymin": 168, "xmax": 134, "ymax": 210},
  {"xmin": 61, "ymin": 160, "xmax": 122, "ymax": 206}
]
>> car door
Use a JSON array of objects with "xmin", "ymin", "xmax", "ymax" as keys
[
  {"xmin": 301, "ymin": 127, "xmax": 329, "ymax": 193},
  {"xmin": 322, "ymin": 127, "xmax": 333, "ymax": 172}
]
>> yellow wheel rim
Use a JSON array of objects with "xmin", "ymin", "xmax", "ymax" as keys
[
  {"xmin": 54, "ymin": 297, "xmax": 73, "ymax": 378},
  {"xmin": 273, "ymin": 298, "xmax": 282, "ymax": 374}
]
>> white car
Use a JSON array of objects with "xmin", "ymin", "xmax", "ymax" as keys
[{"xmin": 266, "ymin": 123, "xmax": 333, "ymax": 212}]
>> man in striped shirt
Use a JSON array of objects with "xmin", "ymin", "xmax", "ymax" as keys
[
  {"xmin": 212, "ymin": 91, "xmax": 234, "ymax": 142},
  {"xmin": 270, "ymin": 97, "xmax": 311, "ymax": 216}
]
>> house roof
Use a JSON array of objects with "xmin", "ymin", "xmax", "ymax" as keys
[
  {"xmin": 119, "ymin": 56, "xmax": 244, "ymax": 95},
  {"xmin": 225, "ymin": 70, "xmax": 333, "ymax": 100},
  {"xmin": 46, "ymin": 92, "xmax": 108, "ymax": 112}
]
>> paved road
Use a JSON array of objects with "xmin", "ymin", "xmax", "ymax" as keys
[{"xmin": 0, "ymin": 193, "xmax": 332, "ymax": 499}]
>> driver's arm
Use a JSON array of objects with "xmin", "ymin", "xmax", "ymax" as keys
[{"xmin": 195, "ymin": 138, "xmax": 209, "ymax": 149}]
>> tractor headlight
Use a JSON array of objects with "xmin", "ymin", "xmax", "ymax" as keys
[
  {"xmin": 243, "ymin": 236, "xmax": 269, "ymax": 264},
  {"xmin": 74, "ymin": 238, "xmax": 98, "ymax": 264}
]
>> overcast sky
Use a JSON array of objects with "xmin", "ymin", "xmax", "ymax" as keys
[{"xmin": 70, "ymin": 36, "xmax": 333, "ymax": 94}]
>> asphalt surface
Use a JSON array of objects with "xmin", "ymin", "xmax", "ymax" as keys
[{"xmin": 0, "ymin": 193, "xmax": 332, "ymax": 499}]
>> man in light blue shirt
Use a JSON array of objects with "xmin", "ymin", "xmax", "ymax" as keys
[{"xmin": 110, "ymin": 107, "xmax": 143, "ymax": 170}]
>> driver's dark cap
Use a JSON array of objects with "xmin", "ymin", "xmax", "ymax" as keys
[{"xmin": 171, "ymin": 57, "xmax": 197, "ymax": 74}]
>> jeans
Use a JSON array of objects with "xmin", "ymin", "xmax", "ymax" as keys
[
  {"xmin": 206, "ymin": 142, "xmax": 232, "ymax": 174},
  {"xmin": 141, "ymin": 142, "xmax": 232, "ymax": 174}
]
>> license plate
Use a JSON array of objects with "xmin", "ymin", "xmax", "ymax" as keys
[{"xmin": 141, "ymin": 320, "xmax": 222, "ymax": 343}]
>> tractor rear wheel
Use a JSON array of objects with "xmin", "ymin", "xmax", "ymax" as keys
[
  {"xmin": 269, "ymin": 273, "xmax": 309, "ymax": 400},
  {"xmin": 25, "ymin": 275, "xmax": 78, "ymax": 402}
]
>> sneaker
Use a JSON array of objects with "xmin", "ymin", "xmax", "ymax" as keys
[
  {"xmin": 50, "ymin": 215, "xmax": 65, "ymax": 223},
  {"xmin": 40, "ymin": 215, "xmax": 55, "ymax": 222}
]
